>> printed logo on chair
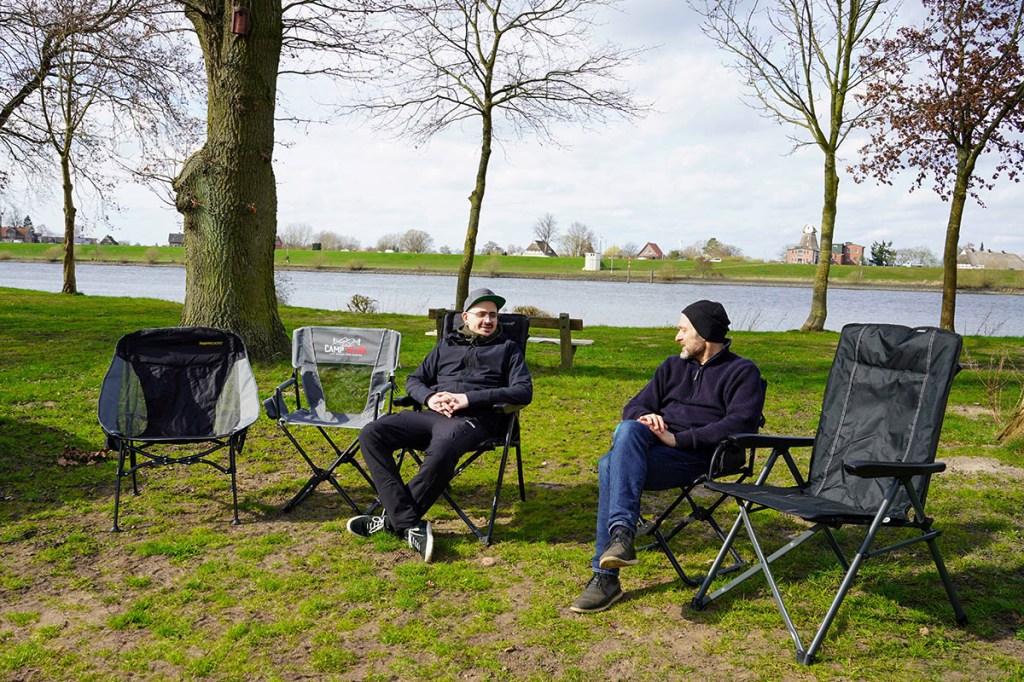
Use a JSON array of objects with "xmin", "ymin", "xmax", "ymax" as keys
[{"xmin": 324, "ymin": 336, "xmax": 367, "ymax": 355}]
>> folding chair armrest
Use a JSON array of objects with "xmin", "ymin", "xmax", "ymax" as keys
[
  {"xmin": 726, "ymin": 434, "xmax": 815, "ymax": 449},
  {"xmin": 493, "ymin": 403, "xmax": 527, "ymax": 415},
  {"xmin": 393, "ymin": 395, "xmax": 423, "ymax": 410},
  {"xmin": 844, "ymin": 460, "xmax": 946, "ymax": 479},
  {"xmin": 263, "ymin": 376, "xmax": 297, "ymax": 420}
]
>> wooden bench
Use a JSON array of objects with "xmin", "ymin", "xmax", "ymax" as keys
[{"xmin": 428, "ymin": 309, "xmax": 593, "ymax": 370}]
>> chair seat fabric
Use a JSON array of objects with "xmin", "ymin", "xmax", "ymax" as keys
[
  {"xmin": 280, "ymin": 409, "xmax": 375, "ymax": 429},
  {"xmin": 706, "ymin": 481, "xmax": 876, "ymax": 526}
]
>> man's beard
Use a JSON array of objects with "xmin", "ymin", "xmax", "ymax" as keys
[{"xmin": 679, "ymin": 339, "xmax": 706, "ymax": 360}]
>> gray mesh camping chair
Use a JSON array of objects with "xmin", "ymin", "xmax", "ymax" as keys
[
  {"xmin": 690, "ymin": 324, "xmax": 967, "ymax": 665},
  {"xmin": 264, "ymin": 326, "xmax": 401, "ymax": 513},
  {"xmin": 98, "ymin": 327, "xmax": 260, "ymax": 532},
  {"xmin": 392, "ymin": 311, "xmax": 530, "ymax": 545}
]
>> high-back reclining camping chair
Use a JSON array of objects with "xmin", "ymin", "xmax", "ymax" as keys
[
  {"xmin": 638, "ymin": 379, "xmax": 767, "ymax": 586},
  {"xmin": 691, "ymin": 323, "xmax": 967, "ymax": 665},
  {"xmin": 99, "ymin": 327, "xmax": 261, "ymax": 532},
  {"xmin": 392, "ymin": 310, "xmax": 530, "ymax": 545},
  {"xmin": 263, "ymin": 326, "xmax": 401, "ymax": 513}
]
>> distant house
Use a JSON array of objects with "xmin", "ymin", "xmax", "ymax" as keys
[
  {"xmin": 74, "ymin": 237, "xmax": 98, "ymax": 245},
  {"xmin": 168, "ymin": 233, "xmax": 185, "ymax": 247},
  {"xmin": 0, "ymin": 226, "xmax": 39, "ymax": 243},
  {"xmin": 786, "ymin": 225, "xmax": 820, "ymax": 264},
  {"xmin": 523, "ymin": 240, "xmax": 557, "ymax": 257},
  {"xmin": 830, "ymin": 242, "xmax": 864, "ymax": 266},
  {"xmin": 275, "ymin": 236, "xmax": 283, "ymax": 249},
  {"xmin": 100, "ymin": 235, "xmax": 119, "ymax": 246},
  {"xmin": 637, "ymin": 242, "xmax": 664, "ymax": 260},
  {"xmin": 957, "ymin": 247, "xmax": 1024, "ymax": 270}
]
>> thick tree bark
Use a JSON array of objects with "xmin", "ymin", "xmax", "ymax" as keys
[
  {"xmin": 457, "ymin": 110, "xmax": 493, "ymax": 310},
  {"xmin": 801, "ymin": 151, "xmax": 839, "ymax": 331},
  {"xmin": 59, "ymin": 148, "xmax": 77, "ymax": 295},
  {"xmin": 940, "ymin": 156, "xmax": 974, "ymax": 331},
  {"xmin": 174, "ymin": 0, "xmax": 288, "ymax": 361}
]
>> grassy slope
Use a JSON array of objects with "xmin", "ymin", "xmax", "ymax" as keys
[
  {"xmin": 0, "ymin": 288, "xmax": 1022, "ymax": 680},
  {"xmin": 4, "ymin": 242, "xmax": 1024, "ymax": 290}
]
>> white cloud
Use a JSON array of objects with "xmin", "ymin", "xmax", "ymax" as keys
[{"xmin": 13, "ymin": 2, "xmax": 1024, "ymax": 259}]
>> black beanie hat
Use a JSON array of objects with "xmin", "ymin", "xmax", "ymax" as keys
[{"xmin": 682, "ymin": 300, "xmax": 730, "ymax": 343}]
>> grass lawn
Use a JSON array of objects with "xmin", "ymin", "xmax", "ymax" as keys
[{"xmin": 1, "ymin": 287, "xmax": 1022, "ymax": 680}]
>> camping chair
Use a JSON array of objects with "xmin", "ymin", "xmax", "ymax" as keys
[
  {"xmin": 98, "ymin": 327, "xmax": 260, "ymax": 532},
  {"xmin": 637, "ymin": 378, "xmax": 768, "ymax": 586},
  {"xmin": 263, "ymin": 326, "xmax": 401, "ymax": 513},
  {"xmin": 638, "ymin": 395, "xmax": 766, "ymax": 587},
  {"xmin": 690, "ymin": 324, "xmax": 967, "ymax": 665},
  {"xmin": 393, "ymin": 311, "xmax": 530, "ymax": 545}
]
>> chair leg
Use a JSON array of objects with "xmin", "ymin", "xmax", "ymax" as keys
[
  {"xmin": 111, "ymin": 444, "xmax": 127, "ymax": 533},
  {"xmin": 229, "ymin": 437, "xmax": 241, "ymax": 526}
]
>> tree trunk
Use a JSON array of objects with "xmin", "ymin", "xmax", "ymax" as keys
[
  {"xmin": 174, "ymin": 0, "xmax": 288, "ymax": 362},
  {"xmin": 456, "ymin": 110, "xmax": 493, "ymax": 310},
  {"xmin": 60, "ymin": 149, "xmax": 78, "ymax": 295},
  {"xmin": 801, "ymin": 151, "xmax": 839, "ymax": 331},
  {"xmin": 940, "ymin": 157, "xmax": 974, "ymax": 331}
]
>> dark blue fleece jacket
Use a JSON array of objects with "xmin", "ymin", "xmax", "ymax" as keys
[
  {"xmin": 406, "ymin": 327, "xmax": 533, "ymax": 418},
  {"xmin": 622, "ymin": 341, "xmax": 765, "ymax": 459}
]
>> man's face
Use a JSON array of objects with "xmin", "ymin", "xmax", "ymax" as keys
[
  {"xmin": 675, "ymin": 313, "xmax": 707, "ymax": 360},
  {"xmin": 462, "ymin": 300, "xmax": 499, "ymax": 336}
]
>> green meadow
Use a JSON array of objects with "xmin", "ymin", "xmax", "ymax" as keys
[
  {"xmin": 3, "ymin": 242, "xmax": 1024, "ymax": 291},
  {"xmin": 1, "ymin": 287, "xmax": 1022, "ymax": 680}
]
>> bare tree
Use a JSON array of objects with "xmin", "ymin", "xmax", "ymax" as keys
[
  {"xmin": 691, "ymin": 0, "xmax": 896, "ymax": 331},
  {"xmin": 399, "ymin": 228, "xmax": 434, "ymax": 253},
  {"xmin": 894, "ymin": 246, "xmax": 940, "ymax": 268},
  {"xmin": 376, "ymin": 232, "xmax": 401, "ymax": 251},
  {"xmin": 854, "ymin": 0, "xmax": 1024, "ymax": 330},
  {"xmin": 11, "ymin": 0, "xmax": 199, "ymax": 294},
  {"xmin": 619, "ymin": 241, "xmax": 640, "ymax": 258},
  {"xmin": 1, "ymin": 0, "xmax": 147, "ymax": 138},
  {"xmin": 533, "ymin": 213, "xmax": 559, "ymax": 244},
  {"xmin": 353, "ymin": 0, "xmax": 644, "ymax": 309},
  {"xmin": 280, "ymin": 222, "xmax": 315, "ymax": 248},
  {"xmin": 558, "ymin": 220, "xmax": 596, "ymax": 256}
]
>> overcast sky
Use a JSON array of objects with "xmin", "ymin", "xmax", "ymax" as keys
[{"xmin": 15, "ymin": 0, "xmax": 1024, "ymax": 259}]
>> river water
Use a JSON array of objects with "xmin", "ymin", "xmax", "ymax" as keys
[{"xmin": 2, "ymin": 261, "xmax": 1022, "ymax": 336}]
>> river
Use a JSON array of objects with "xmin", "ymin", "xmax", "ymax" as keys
[{"xmin": 2, "ymin": 261, "xmax": 1022, "ymax": 336}]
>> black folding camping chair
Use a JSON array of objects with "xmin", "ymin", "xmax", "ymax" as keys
[
  {"xmin": 690, "ymin": 323, "xmax": 967, "ymax": 665},
  {"xmin": 393, "ymin": 311, "xmax": 530, "ymax": 545},
  {"xmin": 98, "ymin": 327, "xmax": 261, "ymax": 531},
  {"xmin": 263, "ymin": 326, "xmax": 401, "ymax": 513}
]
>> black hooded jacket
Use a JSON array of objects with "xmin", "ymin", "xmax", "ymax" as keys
[{"xmin": 406, "ymin": 326, "xmax": 533, "ymax": 418}]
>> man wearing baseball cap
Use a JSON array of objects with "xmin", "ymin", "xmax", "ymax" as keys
[
  {"xmin": 347, "ymin": 288, "xmax": 532, "ymax": 562},
  {"xmin": 570, "ymin": 300, "xmax": 765, "ymax": 613}
]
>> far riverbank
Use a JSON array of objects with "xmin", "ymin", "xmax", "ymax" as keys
[{"xmin": 3, "ymin": 243, "xmax": 1023, "ymax": 294}]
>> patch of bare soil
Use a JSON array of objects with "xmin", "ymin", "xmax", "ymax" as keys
[{"xmin": 944, "ymin": 456, "xmax": 1024, "ymax": 480}]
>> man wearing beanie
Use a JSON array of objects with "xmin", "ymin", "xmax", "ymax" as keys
[
  {"xmin": 570, "ymin": 300, "xmax": 764, "ymax": 613},
  {"xmin": 346, "ymin": 288, "xmax": 532, "ymax": 562}
]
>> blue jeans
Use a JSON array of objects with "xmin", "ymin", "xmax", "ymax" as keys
[{"xmin": 591, "ymin": 420, "xmax": 708, "ymax": 576}]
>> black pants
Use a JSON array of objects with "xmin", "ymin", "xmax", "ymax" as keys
[{"xmin": 359, "ymin": 410, "xmax": 500, "ymax": 531}]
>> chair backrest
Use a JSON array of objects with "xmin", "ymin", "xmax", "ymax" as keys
[
  {"xmin": 807, "ymin": 324, "xmax": 962, "ymax": 518},
  {"xmin": 292, "ymin": 326, "xmax": 402, "ymax": 421},
  {"xmin": 440, "ymin": 311, "xmax": 530, "ymax": 352},
  {"xmin": 98, "ymin": 327, "xmax": 260, "ymax": 440}
]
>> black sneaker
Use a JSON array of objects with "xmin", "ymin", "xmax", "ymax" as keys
[
  {"xmin": 405, "ymin": 520, "xmax": 433, "ymax": 563},
  {"xmin": 346, "ymin": 514, "xmax": 388, "ymax": 538},
  {"xmin": 599, "ymin": 525, "xmax": 638, "ymax": 569},
  {"xmin": 569, "ymin": 573, "xmax": 623, "ymax": 613}
]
